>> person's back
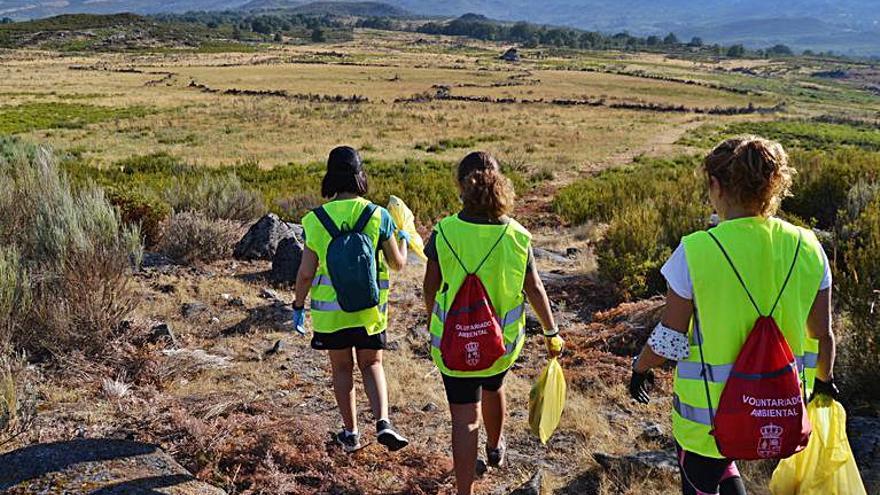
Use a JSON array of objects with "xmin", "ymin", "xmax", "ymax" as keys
[
  {"xmin": 675, "ymin": 216, "xmax": 827, "ymax": 458},
  {"xmin": 630, "ymin": 137, "xmax": 837, "ymax": 495}
]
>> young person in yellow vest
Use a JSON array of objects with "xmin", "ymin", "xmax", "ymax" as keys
[
  {"xmin": 293, "ymin": 146, "xmax": 411, "ymax": 453},
  {"xmin": 630, "ymin": 137, "xmax": 838, "ymax": 495},
  {"xmin": 423, "ymin": 152, "xmax": 565, "ymax": 495}
]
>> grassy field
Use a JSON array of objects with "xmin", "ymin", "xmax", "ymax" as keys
[{"xmin": 1, "ymin": 25, "xmax": 879, "ymax": 495}]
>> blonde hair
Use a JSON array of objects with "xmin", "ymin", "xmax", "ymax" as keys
[
  {"xmin": 457, "ymin": 151, "xmax": 515, "ymax": 219},
  {"xmin": 703, "ymin": 136, "xmax": 795, "ymax": 217}
]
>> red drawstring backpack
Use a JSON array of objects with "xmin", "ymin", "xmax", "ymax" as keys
[
  {"xmin": 438, "ymin": 224, "xmax": 509, "ymax": 372},
  {"xmin": 701, "ymin": 231, "xmax": 811, "ymax": 460}
]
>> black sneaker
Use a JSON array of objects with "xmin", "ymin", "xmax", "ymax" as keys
[
  {"xmin": 376, "ymin": 420, "xmax": 409, "ymax": 452},
  {"xmin": 335, "ymin": 430, "xmax": 362, "ymax": 453},
  {"xmin": 486, "ymin": 439, "xmax": 506, "ymax": 468}
]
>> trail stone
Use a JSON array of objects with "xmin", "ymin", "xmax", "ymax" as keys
[
  {"xmin": 533, "ymin": 247, "xmax": 572, "ymax": 264},
  {"xmin": 266, "ymin": 339, "xmax": 284, "ymax": 355},
  {"xmin": 148, "ymin": 323, "xmax": 177, "ymax": 347},
  {"xmin": 422, "ymin": 402, "xmax": 438, "ymax": 412},
  {"xmin": 233, "ymin": 214, "xmax": 303, "ymax": 261},
  {"xmin": 260, "ymin": 288, "xmax": 280, "ymax": 300},
  {"xmin": 594, "ymin": 450, "xmax": 678, "ymax": 479},
  {"xmin": 181, "ymin": 302, "xmax": 207, "ymax": 319},
  {"xmin": 849, "ymin": 416, "xmax": 880, "ymax": 493},
  {"xmin": 510, "ymin": 470, "xmax": 542, "ymax": 495},
  {"xmin": 270, "ymin": 236, "xmax": 304, "ymax": 286},
  {"xmin": 0, "ymin": 439, "xmax": 226, "ymax": 494}
]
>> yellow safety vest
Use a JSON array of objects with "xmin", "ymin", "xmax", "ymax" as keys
[
  {"xmin": 302, "ymin": 197, "xmax": 390, "ymax": 335},
  {"xmin": 429, "ymin": 214, "xmax": 531, "ymax": 377},
  {"xmin": 674, "ymin": 217, "xmax": 826, "ymax": 458}
]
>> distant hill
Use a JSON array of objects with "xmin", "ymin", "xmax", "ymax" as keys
[
  {"xmin": 1, "ymin": 0, "xmax": 878, "ymax": 55},
  {"xmin": 241, "ymin": 1, "xmax": 410, "ymax": 17}
]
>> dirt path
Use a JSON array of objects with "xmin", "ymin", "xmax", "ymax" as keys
[{"xmin": 516, "ymin": 116, "xmax": 706, "ymax": 228}]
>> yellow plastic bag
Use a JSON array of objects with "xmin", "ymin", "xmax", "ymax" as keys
[
  {"xmin": 387, "ymin": 195, "xmax": 427, "ymax": 261},
  {"xmin": 529, "ymin": 358, "xmax": 566, "ymax": 444},
  {"xmin": 770, "ymin": 396, "xmax": 867, "ymax": 495}
]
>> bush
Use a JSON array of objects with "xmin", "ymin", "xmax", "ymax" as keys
[
  {"xmin": 0, "ymin": 137, "xmax": 142, "ymax": 360},
  {"xmin": 158, "ymin": 211, "xmax": 239, "ymax": 264},
  {"xmin": 165, "ymin": 173, "xmax": 267, "ymax": 223},
  {"xmin": 0, "ymin": 352, "xmax": 38, "ymax": 448},
  {"xmin": 555, "ymin": 156, "xmax": 709, "ymax": 298},
  {"xmin": 108, "ymin": 189, "xmax": 171, "ymax": 248}
]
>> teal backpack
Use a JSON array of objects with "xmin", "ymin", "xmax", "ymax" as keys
[{"xmin": 312, "ymin": 203, "xmax": 380, "ymax": 312}]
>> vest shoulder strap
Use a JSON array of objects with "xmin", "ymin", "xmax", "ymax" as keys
[
  {"xmin": 706, "ymin": 229, "xmax": 803, "ymax": 318},
  {"xmin": 312, "ymin": 206, "xmax": 341, "ymax": 239},
  {"xmin": 438, "ymin": 220, "xmax": 510, "ymax": 275}
]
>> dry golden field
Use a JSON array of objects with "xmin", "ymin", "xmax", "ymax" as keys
[{"xmin": 2, "ymin": 27, "xmax": 879, "ymax": 495}]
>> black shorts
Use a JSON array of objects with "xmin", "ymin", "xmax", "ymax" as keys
[
  {"xmin": 311, "ymin": 327, "xmax": 387, "ymax": 350},
  {"xmin": 676, "ymin": 443, "xmax": 745, "ymax": 495},
  {"xmin": 441, "ymin": 371, "xmax": 508, "ymax": 405}
]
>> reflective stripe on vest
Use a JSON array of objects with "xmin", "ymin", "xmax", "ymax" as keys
[
  {"xmin": 313, "ymin": 275, "xmax": 389, "ymax": 290},
  {"xmin": 676, "ymin": 352, "xmax": 819, "ymax": 382},
  {"xmin": 312, "ymin": 300, "xmax": 388, "ymax": 314},
  {"xmin": 674, "ymin": 393, "xmax": 713, "ymax": 426}
]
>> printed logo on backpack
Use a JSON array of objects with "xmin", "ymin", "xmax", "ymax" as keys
[
  {"xmin": 701, "ymin": 231, "xmax": 811, "ymax": 460},
  {"xmin": 438, "ymin": 224, "xmax": 509, "ymax": 372}
]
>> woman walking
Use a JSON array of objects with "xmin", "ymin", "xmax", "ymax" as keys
[
  {"xmin": 423, "ymin": 151, "xmax": 564, "ymax": 495},
  {"xmin": 630, "ymin": 137, "xmax": 837, "ymax": 494},
  {"xmin": 293, "ymin": 146, "xmax": 410, "ymax": 453}
]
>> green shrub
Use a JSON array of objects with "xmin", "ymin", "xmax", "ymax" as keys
[
  {"xmin": 680, "ymin": 120, "xmax": 880, "ymax": 152},
  {"xmin": 158, "ymin": 211, "xmax": 239, "ymax": 264},
  {"xmin": 165, "ymin": 173, "xmax": 267, "ymax": 223},
  {"xmin": 0, "ymin": 137, "xmax": 142, "ymax": 360},
  {"xmin": 108, "ymin": 189, "xmax": 171, "ymax": 248},
  {"xmin": 597, "ymin": 203, "xmax": 671, "ymax": 299}
]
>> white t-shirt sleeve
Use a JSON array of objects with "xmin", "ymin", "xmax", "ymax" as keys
[
  {"xmin": 660, "ymin": 242, "xmax": 693, "ymax": 300},
  {"xmin": 818, "ymin": 244, "xmax": 832, "ymax": 291}
]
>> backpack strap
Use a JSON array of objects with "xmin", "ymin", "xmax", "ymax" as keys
[
  {"xmin": 352, "ymin": 203, "xmax": 378, "ymax": 234},
  {"xmin": 313, "ymin": 206, "xmax": 342, "ymax": 239},
  {"xmin": 707, "ymin": 229, "xmax": 803, "ymax": 318},
  {"xmin": 438, "ymin": 221, "xmax": 510, "ymax": 275}
]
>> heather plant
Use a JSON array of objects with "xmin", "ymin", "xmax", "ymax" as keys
[
  {"xmin": 158, "ymin": 211, "xmax": 239, "ymax": 264},
  {"xmin": 0, "ymin": 137, "xmax": 142, "ymax": 359},
  {"xmin": 165, "ymin": 173, "xmax": 267, "ymax": 223}
]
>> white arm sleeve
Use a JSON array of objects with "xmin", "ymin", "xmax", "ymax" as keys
[
  {"xmin": 819, "ymin": 245, "xmax": 832, "ymax": 291},
  {"xmin": 660, "ymin": 243, "xmax": 693, "ymax": 300}
]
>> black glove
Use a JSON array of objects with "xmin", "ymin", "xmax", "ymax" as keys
[
  {"xmin": 810, "ymin": 377, "xmax": 839, "ymax": 402},
  {"xmin": 629, "ymin": 369, "xmax": 655, "ymax": 404}
]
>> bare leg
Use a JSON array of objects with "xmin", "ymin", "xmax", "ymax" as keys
[
  {"xmin": 450, "ymin": 402, "xmax": 481, "ymax": 495},
  {"xmin": 356, "ymin": 349, "xmax": 389, "ymax": 421},
  {"xmin": 329, "ymin": 349, "xmax": 357, "ymax": 432},
  {"xmin": 481, "ymin": 386, "xmax": 506, "ymax": 449}
]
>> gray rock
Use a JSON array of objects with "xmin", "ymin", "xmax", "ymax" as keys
[
  {"xmin": 385, "ymin": 340, "xmax": 401, "ymax": 351},
  {"xmin": 533, "ymin": 247, "xmax": 573, "ymax": 264},
  {"xmin": 266, "ymin": 339, "xmax": 284, "ymax": 355},
  {"xmin": 422, "ymin": 402, "xmax": 438, "ymax": 413},
  {"xmin": 181, "ymin": 302, "xmax": 207, "ymax": 319},
  {"xmin": 594, "ymin": 450, "xmax": 678, "ymax": 478},
  {"xmin": 270, "ymin": 236, "xmax": 304, "ymax": 286},
  {"xmin": 849, "ymin": 416, "xmax": 880, "ymax": 494},
  {"xmin": 510, "ymin": 470, "xmax": 542, "ymax": 495},
  {"xmin": 233, "ymin": 214, "xmax": 302, "ymax": 261},
  {"xmin": 260, "ymin": 288, "xmax": 280, "ymax": 300},
  {"xmin": 566, "ymin": 247, "xmax": 581, "ymax": 258},
  {"xmin": 148, "ymin": 323, "xmax": 177, "ymax": 347},
  {"xmin": 641, "ymin": 423, "xmax": 664, "ymax": 440},
  {"xmin": 141, "ymin": 252, "xmax": 176, "ymax": 269},
  {"xmin": 0, "ymin": 439, "xmax": 226, "ymax": 494}
]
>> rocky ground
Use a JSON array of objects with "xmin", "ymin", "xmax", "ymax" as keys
[{"xmin": 1, "ymin": 212, "xmax": 878, "ymax": 494}]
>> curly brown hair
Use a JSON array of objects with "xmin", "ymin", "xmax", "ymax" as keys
[
  {"xmin": 703, "ymin": 136, "xmax": 795, "ymax": 217},
  {"xmin": 457, "ymin": 151, "xmax": 515, "ymax": 219}
]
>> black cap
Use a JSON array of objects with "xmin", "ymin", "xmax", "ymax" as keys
[{"xmin": 327, "ymin": 146, "xmax": 363, "ymax": 175}]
